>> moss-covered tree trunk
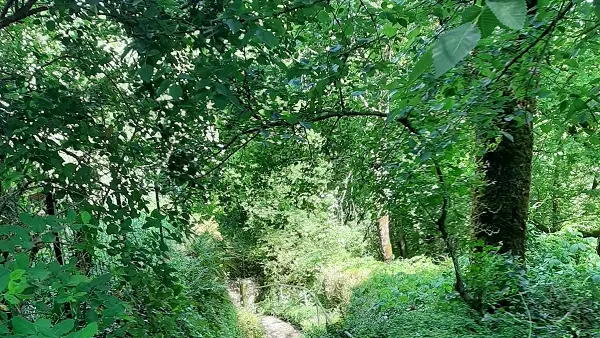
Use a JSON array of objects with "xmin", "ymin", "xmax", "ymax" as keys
[
  {"xmin": 472, "ymin": 105, "xmax": 533, "ymax": 258},
  {"xmin": 471, "ymin": 0, "xmax": 539, "ymax": 259}
]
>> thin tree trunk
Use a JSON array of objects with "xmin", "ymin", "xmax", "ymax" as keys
[
  {"xmin": 46, "ymin": 191, "xmax": 72, "ymax": 317},
  {"xmin": 45, "ymin": 192, "xmax": 64, "ymax": 265},
  {"xmin": 378, "ymin": 214, "xmax": 393, "ymax": 262},
  {"xmin": 397, "ymin": 231, "xmax": 407, "ymax": 258}
]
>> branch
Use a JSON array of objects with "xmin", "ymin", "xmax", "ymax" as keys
[
  {"xmin": 496, "ymin": 1, "xmax": 575, "ymax": 80},
  {"xmin": 0, "ymin": 2, "xmax": 48, "ymax": 31},
  {"xmin": 272, "ymin": 0, "xmax": 327, "ymax": 18},
  {"xmin": 197, "ymin": 132, "xmax": 260, "ymax": 181},
  {"xmin": 240, "ymin": 110, "xmax": 388, "ymax": 136},
  {"xmin": 392, "ymin": 111, "xmax": 477, "ymax": 311},
  {"xmin": 433, "ymin": 162, "xmax": 477, "ymax": 310},
  {"xmin": 0, "ymin": 0, "xmax": 15, "ymax": 19}
]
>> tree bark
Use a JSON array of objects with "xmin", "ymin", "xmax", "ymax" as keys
[
  {"xmin": 378, "ymin": 214, "xmax": 393, "ymax": 262},
  {"xmin": 396, "ymin": 230, "xmax": 407, "ymax": 258},
  {"xmin": 472, "ymin": 104, "xmax": 534, "ymax": 258}
]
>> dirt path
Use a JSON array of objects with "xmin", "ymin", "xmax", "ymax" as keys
[
  {"xmin": 260, "ymin": 315, "xmax": 301, "ymax": 338},
  {"xmin": 228, "ymin": 279, "xmax": 301, "ymax": 337}
]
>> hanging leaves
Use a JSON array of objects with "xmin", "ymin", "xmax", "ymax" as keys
[
  {"xmin": 486, "ymin": 0, "xmax": 527, "ymax": 30},
  {"xmin": 256, "ymin": 28, "xmax": 279, "ymax": 48},
  {"xmin": 169, "ymin": 84, "xmax": 184, "ymax": 99},
  {"xmin": 226, "ymin": 19, "xmax": 243, "ymax": 33},
  {"xmin": 461, "ymin": 6, "xmax": 482, "ymax": 23},
  {"xmin": 478, "ymin": 7, "xmax": 501, "ymax": 38},
  {"xmin": 433, "ymin": 23, "xmax": 481, "ymax": 78},
  {"xmin": 138, "ymin": 65, "xmax": 154, "ymax": 82},
  {"xmin": 408, "ymin": 49, "xmax": 433, "ymax": 84}
]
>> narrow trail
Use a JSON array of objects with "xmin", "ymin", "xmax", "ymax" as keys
[
  {"xmin": 260, "ymin": 315, "xmax": 301, "ymax": 338},
  {"xmin": 228, "ymin": 279, "xmax": 301, "ymax": 338}
]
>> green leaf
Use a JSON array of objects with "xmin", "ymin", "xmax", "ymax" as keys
[
  {"xmin": 34, "ymin": 319, "xmax": 53, "ymax": 337},
  {"xmin": 28, "ymin": 264, "xmax": 49, "ymax": 280},
  {"xmin": 4, "ymin": 293, "xmax": 19, "ymax": 305},
  {"xmin": 0, "ymin": 268, "xmax": 10, "ymax": 292},
  {"xmin": 156, "ymin": 80, "xmax": 171, "ymax": 96},
  {"xmin": 10, "ymin": 269, "xmax": 25, "ymax": 281},
  {"xmin": 46, "ymin": 21, "xmax": 56, "ymax": 31},
  {"xmin": 52, "ymin": 319, "xmax": 75, "ymax": 336},
  {"xmin": 15, "ymin": 253, "xmax": 29, "ymax": 270},
  {"xmin": 8, "ymin": 279, "xmax": 27, "ymax": 294},
  {"xmin": 67, "ymin": 274, "xmax": 89, "ymax": 287},
  {"xmin": 256, "ymin": 28, "xmax": 279, "ymax": 48},
  {"xmin": 138, "ymin": 65, "xmax": 154, "ymax": 82},
  {"xmin": 500, "ymin": 131, "xmax": 514, "ymax": 142},
  {"xmin": 226, "ymin": 19, "xmax": 243, "ymax": 34},
  {"xmin": 19, "ymin": 213, "xmax": 33, "ymax": 225},
  {"xmin": 169, "ymin": 84, "xmax": 183, "ymax": 99},
  {"xmin": 106, "ymin": 223, "xmax": 119, "ymax": 235},
  {"xmin": 12, "ymin": 316, "xmax": 36, "ymax": 335},
  {"xmin": 478, "ymin": 6, "xmax": 500, "ymax": 38},
  {"xmin": 595, "ymin": 0, "xmax": 600, "ymax": 18},
  {"xmin": 461, "ymin": 5, "xmax": 482, "ymax": 23},
  {"xmin": 486, "ymin": 0, "xmax": 527, "ymax": 30},
  {"xmin": 317, "ymin": 10, "xmax": 330, "ymax": 24},
  {"xmin": 30, "ymin": 216, "xmax": 46, "ymax": 233},
  {"xmin": 433, "ymin": 23, "xmax": 481, "ymax": 78},
  {"xmin": 382, "ymin": 23, "xmax": 397, "ymax": 37},
  {"xmin": 80, "ymin": 211, "xmax": 91, "ymax": 224},
  {"xmin": 407, "ymin": 49, "xmax": 432, "ymax": 84},
  {"xmin": 540, "ymin": 124, "xmax": 552, "ymax": 133},
  {"xmin": 66, "ymin": 322, "xmax": 98, "ymax": 338}
]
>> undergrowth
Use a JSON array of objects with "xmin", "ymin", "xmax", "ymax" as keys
[{"xmin": 302, "ymin": 229, "xmax": 600, "ymax": 338}]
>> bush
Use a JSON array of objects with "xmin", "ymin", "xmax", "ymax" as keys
[
  {"xmin": 237, "ymin": 309, "xmax": 266, "ymax": 338},
  {"xmin": 172, "ymin": 233, "xmax": 240, "ymax": 338},
  {"xmin": 107, "ymin": 232, "xmax": 241, "ymax": 337},
  {"xmin": 307, "ymin": 230, "xmax": 600, "ymax": 338}
]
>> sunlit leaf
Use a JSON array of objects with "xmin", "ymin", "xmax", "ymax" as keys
[
  {"xmin": 486, "ymin": 0, "xmax": 527, "ymax": 30},
  {"xmin": 433, "ymin": 23, "xmax": 481, "ymax": 78}
]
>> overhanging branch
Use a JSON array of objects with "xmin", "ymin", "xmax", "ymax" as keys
[{"xmin": 0, "ymin": 0, "xmax": 48, "ymax": 31}]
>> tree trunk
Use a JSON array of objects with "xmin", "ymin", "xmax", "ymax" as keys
[
  {"xmin": 472, "ymin": 106, "xmax": 533, "ymax": 258},
  {"xmin": 470, "ymin": 0, "xmax": 540, "ymax": 260},
  {"xmin": 45, "ymin": 192, "xmax": 65, "ymax": 265},
  {"xmin": 378, "ymin": 214, "xmax": 393, "ymax": 262},
  {"xmin": 397, "ymin": 230, "xmax": 407, "ymax": 258}
]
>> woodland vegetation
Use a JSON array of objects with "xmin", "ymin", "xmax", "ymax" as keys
[{"xmin": 2, "ymin": 0, "xmax": 600, "ymax": 337}]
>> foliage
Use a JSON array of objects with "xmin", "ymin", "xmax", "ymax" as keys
[
  {"xmin": 2, "ymin": 0, "xmax": 600, "ymax": 337},
  {"xmin": 304, "ymin": 231, "xmax": 600, "ymax": 338}
]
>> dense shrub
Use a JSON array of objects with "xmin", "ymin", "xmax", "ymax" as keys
[
  {"xmin": 305, "ymin": 229, "xmax": 600, "ymax": 338},
  {"xmin": 169, "ymin": 234, "xmax": 240, "ymax": 338},
  {"xmin": 237, "ymin": 309, "xmax": 266, "ymax": 338},
  {"xmin": 93, "ymin": 231, "xmax": 241, "ymax": 337}
]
